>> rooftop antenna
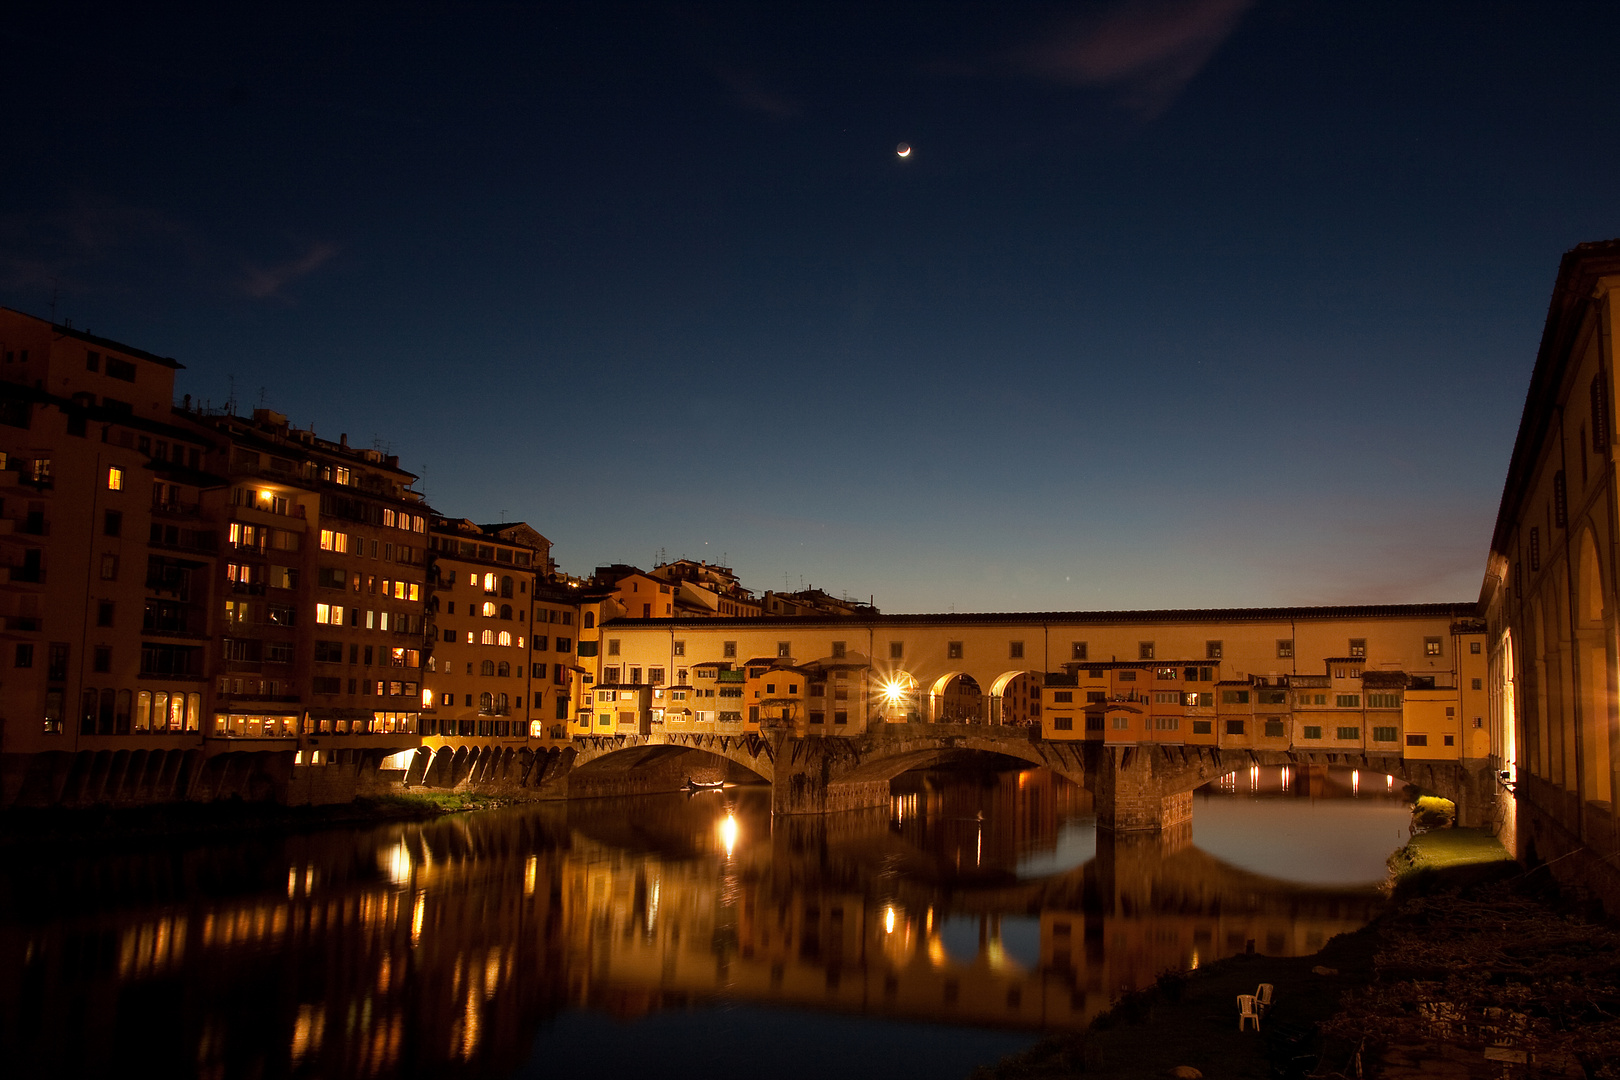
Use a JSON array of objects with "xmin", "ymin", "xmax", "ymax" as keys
[
  {"xmin": 48, "ymin": 279, "xmax": 59, "ymax": 324},
  {"xmin": 226, "ymin": 375, "xmax": 238, "ymax": 415},
  {"xmin": 257, "ymin": 386, "xmax": 268, "ymax": 408}
]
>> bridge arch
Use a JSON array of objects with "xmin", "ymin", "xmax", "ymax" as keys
[
  {"xmin": 927, "ymin": 671, "xmax": 985, "ymax": 723},
  {"xmin": 988, "ymin": 669, "xmax": 1042, "ymax": 725},
  {"xmin": 570, "ymin": 732, "xmax": 775, "ymax": 787},
  {"xmin": 831, "ymin": 729, "xmax": 1088, "ymax": 789},
  {"xmin": 872, "ymin": 670, "xmax": 921, "ymax": 722}
]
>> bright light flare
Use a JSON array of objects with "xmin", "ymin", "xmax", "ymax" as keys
[
  {"xmin": 718, "ymin": 812, "xmax": 739, "ymax": 858},
  {"xmin": 882, "ymin": 680, "xmax": 906, "ymax": 703},
  {"xmin": 884, "ymin": 905, "xmax": 896, "ymax": 934}
]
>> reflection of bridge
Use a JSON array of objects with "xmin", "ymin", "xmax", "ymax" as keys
[
  {"xmin": 482, "ymin": 723, "xmax": 1491, "ymax": 832},
  {"xmin": 4, "ymin": 776, "xmax": 1402, "ymax": 1076}
]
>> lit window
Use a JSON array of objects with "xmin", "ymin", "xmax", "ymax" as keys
[
  {"xmin": 107, "ymin": 466, "xmax": 123, "ymax": 491},
  {"xmin": 498, "ymin": 631, "xmax": 512, "ymax": 647},
  {"xmin": 468, "ymin": 572, "xmax": 478, "ymax": 587},
  {"xmin": 1424, "ymin": 637, "xmax": 1442, "ymax": 657},
  {"xmin": 482, "ymin": 630, "xmax": 495, "ymax": 645},
  {"xmin": 482, "ymin": 601, "xmax": 496, "ymax": 617}
]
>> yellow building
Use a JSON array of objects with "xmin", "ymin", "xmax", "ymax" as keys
[{"xmin": 1481, "ymin": 239, "xmax": 1620, "ymax": 908}]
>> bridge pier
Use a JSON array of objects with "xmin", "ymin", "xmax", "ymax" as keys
[
  {"xmin": 1092, "ymin": 746, "xmax": 1193, "ymax": 833},
  {"xmin": 771, "ymin": 736, "xmax": 891, "ymax": 814}
]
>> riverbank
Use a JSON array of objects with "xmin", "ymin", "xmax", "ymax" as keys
[
  {"xmin": 974, "ymin": 827, "xmax": 1611, "ymax": 1080},
  {"xmin": 0, "ymin": 791, "xmax": 507, "ymax": 849}
]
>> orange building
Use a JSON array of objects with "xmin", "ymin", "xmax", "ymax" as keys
[
  {"xmin": 0, "ymin": 309, "xmax": 221, "ymax": 802},
  {"xmin": 421, "ymin": 519, "xmax": 578, "ymax": 750}
]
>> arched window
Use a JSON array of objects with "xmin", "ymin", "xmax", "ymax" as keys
[
  {"xmin": 498, "ymin": 631, "xmax": 512, "ymax": 647},
  {"xmin": 481, "ymin": 630, "xmax": 495, "ymax": 645},
  {"xmin": 481, "ymin": 660, "xmax": 495, "ymax": 676},
  {"xmin": 497, "ymin": 661, "xmax": 510, "ymax": 678},
  {"xmin": 482, "ymin": 601, "xmax": 496, "ymax": 617},
  {"xmin": 480, "ymin": 691, "xmax": 493, "ymax": 713},
  {"xmin": 500, "ymin": 604, "xmax": 512, "ymax": 620},
  {"xmin": 483, "ymin": 573, "xmax": 497, "ymax": 594},
  {"xmin": 584, "ymin": 612, "xmax": 596, "ymax": 629},
  {"xmin": 497, "ymin": 692, "xmax": 509, "ymax": 711},
  {"xmin": 501, "ymin": 576, "xmax": 513, "ymax": 598}
]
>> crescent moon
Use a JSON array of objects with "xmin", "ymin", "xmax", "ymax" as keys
[{"xmin": 896, "ymin": 143, "xmax": 911, "ymax": 158}]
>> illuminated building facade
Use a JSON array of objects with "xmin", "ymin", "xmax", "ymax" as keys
[
  {"xmin": 588, "ymin": 607, "xmax": 1490, "ymax": 765},
  {"xmin": 0, "ymin": 308, "xmax": 221, "ymax": 804},
  {"xmin": 1482, "ymin": 239, "xmax": 1620, "ymax": 908},
  {"xmin": 185, "ymin": 407, "xmax": 433, "ymax": 751},
  {"xmin": 421, "ymin": 518, "xmax": 578, "ymax": 748}
]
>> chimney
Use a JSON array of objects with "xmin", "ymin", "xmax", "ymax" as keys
[{"xmin": 340, "ymin": 433, "xmax": 348, "ymax": 448}]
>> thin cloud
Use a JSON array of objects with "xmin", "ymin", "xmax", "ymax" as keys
[
  {"xmin": 1013, "ymin": 0, "xmax": 1254, "ymax": 117},
  {"xmin": 240, "ymin": 242, "xmax": 339, "ymax": 300},
  {"xmin": 714, "ymin": 68, "xmax": 799, "ymax": 119}
]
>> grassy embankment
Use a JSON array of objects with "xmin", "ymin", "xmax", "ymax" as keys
[{"xmin": 975, "ymin": 813, "xmax": 1522, "ymax": 1080}]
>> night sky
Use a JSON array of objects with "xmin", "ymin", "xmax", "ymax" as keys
[{"xmin": 6, "ymin": 2, "xmax": 1619, "ymax": 613}]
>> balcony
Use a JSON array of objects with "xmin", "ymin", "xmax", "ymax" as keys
[
  {"xmin": 229, "ymin": 581, "xmax": 267, "ymax": 596},
  {"xmin": 8, "ymin": 565, "xmax": 44, "ymax": 584},
  {"xmin": 151, "ymin": 499, "xmax": 201, "ymax": 519}
]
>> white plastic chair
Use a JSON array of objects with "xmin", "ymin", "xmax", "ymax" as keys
[
  {"xmin": 1238, "ymin": 994, "xmax": 1261, "ymax": 1031},
  {"xmin": 1256, "ymin": 983, "xmax": 1274, "ymax": 1012}
]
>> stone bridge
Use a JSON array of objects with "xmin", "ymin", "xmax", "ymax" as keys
[{"xmin": 413, "ymin": 722, "xmax": 1495, "ymax": 831}]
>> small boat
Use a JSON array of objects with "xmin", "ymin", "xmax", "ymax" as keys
[{"xmin": 683, "ymin": 778, "xmax": 725, "ymax": 791}]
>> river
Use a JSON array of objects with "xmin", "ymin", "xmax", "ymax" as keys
[{"xmin": 0, "ymin": 764, "xmax": 1413, "ymax": 1079}]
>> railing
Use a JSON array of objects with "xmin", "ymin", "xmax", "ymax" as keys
[
  {"xmin": 8, "ymin": 565, "xmax": 44, "ymax": 583},
  {"xmin": 151, "ymin": 500, "xmax": 201, "ymax": 518}
]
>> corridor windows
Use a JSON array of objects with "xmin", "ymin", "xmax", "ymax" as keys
[
  {"xmin": 724, "ymin": 641, "xmax": 737, "ymax": 658},
  {"xmin": 673, "ymin": 640, "xmax": 686, "ymax": 656},
  {"xmin": 607, "ymin": 639, "xmax": 620, "ymax": 656},
  {"xmin": 948, "ymin": 641, "xmax": 963, "ymax": 659},
  {"xmin": 1470, "ymin": 641, "xmax": 1482, "ymax": 654},
  {"xmin": 1138, "ymin": 641, "xmax": 1154, "ymax": 660},
  {"xmin": 1071, "ymin": 641, "xmax": 1088, "ymax": 661},
  {"xmin": 1276, "ymin": 639, "xmax": 1293, "ymax": 658},
  {"xmin": 889, "ymin": 641, "xmax": 903, "ymax": 660},
  {"xmin": 1009, "ymin": 641, "xmax": 1024, "ymax": 659},
  {"xmin": 1348, "ymin": 638, "xmax": 1366, "ymax": 658},
  {"xmin": 831, "ymin": 641, "xmax": 846, "ymax": 659},
  {"xmin": 777, "ymin": 641, "xmax": 791, "ymax": 658},
  {"xmin": 1205, "ymin": 640, "xmax": 1222, "ymax": 660},
  {"xmin": 1424, "ymin": 637, "xmax": 1442, "ymax": 656}
]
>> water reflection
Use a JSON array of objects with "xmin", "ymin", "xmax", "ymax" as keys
[{"xmin": 0, "ymin": 765, "xmax": 1398, "ymax": 1079}]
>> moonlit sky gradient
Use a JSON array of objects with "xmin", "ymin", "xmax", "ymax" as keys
[{"xmin": 6, "ymin": 2, "xmax": 1620, "ymax": 612}]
